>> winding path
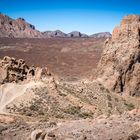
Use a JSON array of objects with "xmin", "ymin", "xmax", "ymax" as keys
[{"xmin": 0, "ymin": 81, "xmax": 42, "ymax": 114}]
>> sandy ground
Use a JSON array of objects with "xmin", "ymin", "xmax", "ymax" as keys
[
  {"xmin": 0, "ymin": 37, "xmax": 105, "ymax": 80},
  {"xmin": 0, "ymin": 81, "xmax": 43, "ymax": 114}
]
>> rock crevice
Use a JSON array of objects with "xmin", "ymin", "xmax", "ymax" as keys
[{"xmin": 97, "ymin": 15, "xmax": 140, "ymax": 96}]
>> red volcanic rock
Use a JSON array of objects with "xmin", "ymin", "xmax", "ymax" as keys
[
  {"xmin": 0, "ymin": 14, "xmax": 43, "ymax": 38},
  {"xmin": 0, "ymin": 56, "xmax": 50, "ymax": 83},
  {"xmin": 112, "ymin": 26, "xmax": 121, "ymax": 40},
  {"xmin": 97, "ymin": 15, "xmax": 140, "ymax": 96}
]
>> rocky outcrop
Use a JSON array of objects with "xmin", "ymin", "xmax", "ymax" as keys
[
  {"xmin": 43, "ymin": 30, "xmax": 67, "ymax": 38},
  {"xmin": 0, "ymin": 14, "xmax": 43, "ymax": 38},
  {"xmin": 90, "ymin": 32, "xmax": 111, "ymax": 38},
  {"xmin": 67, "ymin": 31, "xmax": 88, "ymax": 38},
  {"xmin": 97, "ymin": 15, "xmax": 140, "ymax": 96},
  {"xmin": 0, "ymin": 56, "xmax": 51, "ymax": 84}
]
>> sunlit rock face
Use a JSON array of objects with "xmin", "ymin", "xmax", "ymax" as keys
[
  {"xmin": 97, "ymin": 15, "xmax": 140, "ymax": 96},
  {"xmin": 0, "ymin": 14, "xmax": 43, "ymax": 38}
]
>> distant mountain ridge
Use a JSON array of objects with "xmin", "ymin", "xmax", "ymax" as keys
[
  {"xmin": 90, "ymin": 32, "xmax": 112, "ymax": 38},
  {"xmin": 43, "ymin": 30, "xmax": 67, "ymax": 38},
  {"xmin": 0, "ymin": 13, "xmax": 111, "ymax": 38},
  {"xmin": 43, "ymin": 30, "xmax": 111, "ymax": 38}
]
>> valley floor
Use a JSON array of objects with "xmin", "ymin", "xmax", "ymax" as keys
[
  {"xmin": 0, "ymin": 37, "xmax": 105, "ymax": 80},
  {"xmin": 0, "ymin": 37, "xmax": 140, "ymax": 140}
]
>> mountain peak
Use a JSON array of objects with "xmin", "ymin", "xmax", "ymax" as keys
[
  {"xmin": 0, "ymin": 13, "xmax": 43, "ymax": 38},
  {"xmin": 90, "ymin": 32, "xmax": 111, "ymax": 38},
  {"xmin": 0, "ymin": 13, "xmax": 111, "ymax": 38}
]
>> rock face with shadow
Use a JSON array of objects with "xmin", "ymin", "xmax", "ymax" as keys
[
  {"xmin": 0, "ymin": 14, "xmax": 43, "ymax": 38},
  {"xmin": 97, "ymin": 15, "xmax": 140, "ymax": 96}
]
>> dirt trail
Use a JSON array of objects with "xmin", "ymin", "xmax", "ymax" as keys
[{"xmin": 0, "ymin": 81, "xmax": 42, "ymax": 114}]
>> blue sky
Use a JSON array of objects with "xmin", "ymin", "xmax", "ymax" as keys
[{"xmin": 0, "ymin": 0, "xmax": 140, "ymax": 34}]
